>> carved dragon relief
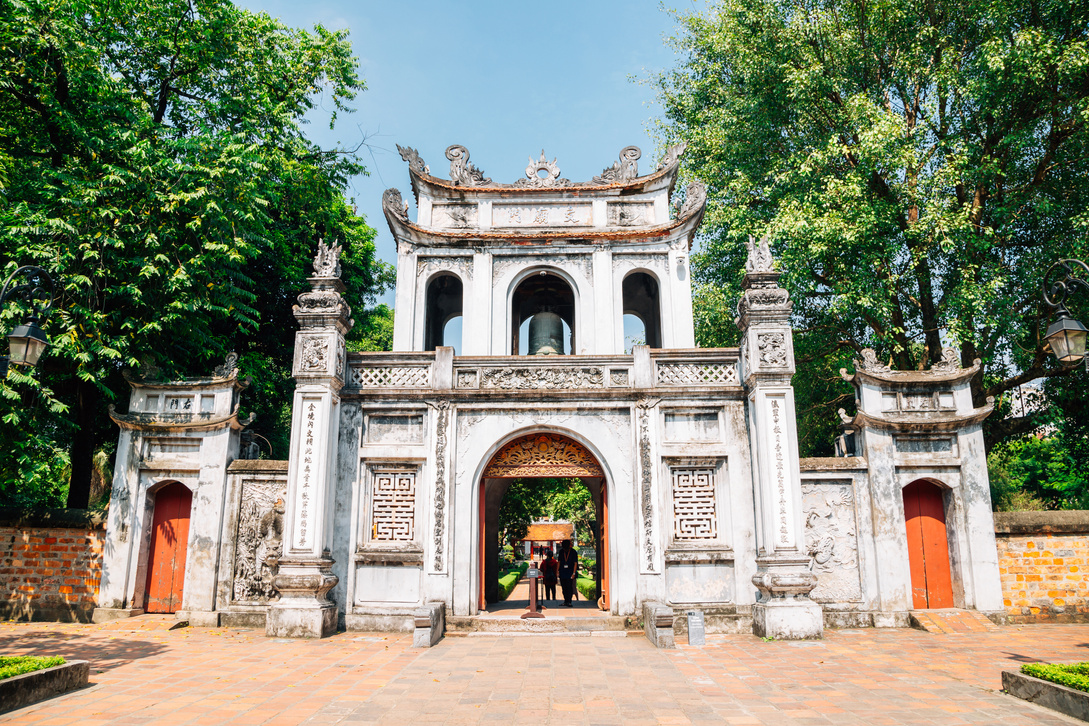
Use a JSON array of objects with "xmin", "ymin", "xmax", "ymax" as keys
[
  {"xmin": 745, "ymin": 234, "xmax": 774, "ymax": 274},
  {"xmin": 802, "ymin": 482, "xmax": 862, "ymax": 602},
  {"xmin": 593, "ymin": 146, "xmax": 641, "ymax": 184},
  {"xmin": 396, "ymin": 144, "xmax": 429, "ymax": 175},
  {"xmin": 382, "ymin": 188, "xmax": 410, "ymax": 222},
  {"xmin": 312, "ymin": 238, "xmax": 342, "ymax": 278},
  {"xmin": 674, "ymin": 182, "xmax": 706, "ymax": 220},
  {"xmin": 657, "ymin": 141, "xmax": 687, "ymax": 170},
  {"xmin": 232, "ymin": 478, "xmax": 287, "ymax": 603},
  {"xmin": 446, "ymin": 145, "xmax": 491, "ymax": 186}
]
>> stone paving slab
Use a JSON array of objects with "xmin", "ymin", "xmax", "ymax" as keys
[{"xmin": 1, "ymin": 619, "xmax": 1088, "ymax": 724}]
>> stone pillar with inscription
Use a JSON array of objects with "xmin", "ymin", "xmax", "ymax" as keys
[
  {"xmin": 266, "ymin": 240, "xmax": 352, "ymax": 638},
  {"xmin": 738, "ymin": 235, "xmax": 823, "ymax": 640}
]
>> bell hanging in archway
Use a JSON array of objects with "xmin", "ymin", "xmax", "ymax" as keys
[{"xmin": 528, "ymin": 311, "xmax": 564, "ymax": 355}]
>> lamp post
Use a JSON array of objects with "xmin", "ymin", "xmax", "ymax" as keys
[
  {"xmin": 0, "ymin": 266, "xmax": 56, "ymax": 377},
  {"xmin": 1043, "ymin": 258, "xmax": 1089, "ymax": 365}
]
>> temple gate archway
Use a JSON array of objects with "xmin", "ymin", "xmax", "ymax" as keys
[{"xmin": 477, "ymin": 432, "xmax": 610, "ymax": 612}]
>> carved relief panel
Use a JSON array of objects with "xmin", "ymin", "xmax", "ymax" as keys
[
  {"xmin": 802, "ymin": 481, "xmax": 863, "ymax": 602},
  {"xmin": 232, "ymin": 477, "xmax": 288, "ymax": 603}
]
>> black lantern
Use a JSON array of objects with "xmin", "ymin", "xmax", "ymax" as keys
[{"xmin": 1, "ymin": 266, "xmax": 56, "ymax": 376}]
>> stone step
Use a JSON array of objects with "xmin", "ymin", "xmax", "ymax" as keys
[
  {"xmin": 446, "ymin": 615, "xmax": 632, "ymax": 633},
  {"xmin": 910, "ymin": 609, "xmax": 1001, "ymax": 634}
]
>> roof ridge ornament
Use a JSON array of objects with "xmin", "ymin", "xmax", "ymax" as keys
[
  {"xmin": 857, "ymin": 348, "xmax": 892, "ymax": 373},
  {"xmin": 745, "ymin": 233, "xmax": 774, "ymax": 273},
  {"xmin": 396, "ymin": 144, "xmax": 429, "ymax": 175},
  {"xmin": 657, "ymin": 141, "xmax": 688, "ymax": 170},
  {"xmin": 676, "ymin": 181, "xmax": 706, "ymax": 220},
  {"xmin": 382, "ymin": 188, "xmax": 410, "ymax": 222},
  {"xmin": 930, "ymin": 347, "xmax": 962, "ymax": 372},
  {"xmin": 593, "ymin": 146, "xmax": 641, "ymax": 184},
  {"xmin": 446, "ymin": 145, "xmax": 491, "ymax": 186},
  {"xmin": 312, "ymin": 238, "xmax": 342, "ymax": 278},
  {"xmin": 515, "ymin": 150, "xmax": 570, "ymax": 187}
]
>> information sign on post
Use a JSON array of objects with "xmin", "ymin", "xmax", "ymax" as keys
[{"xmin": 527, "ymin": 567, "xmax": 540, "ymax": 579}]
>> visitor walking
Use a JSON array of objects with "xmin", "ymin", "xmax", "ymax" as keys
[
  {"xmin": 541, "ymin": 550, "xmax": 558, "ymax": 601},
  {"xmin": 557, "ymin": 539, "xmax": 578, "ymax": 607}
]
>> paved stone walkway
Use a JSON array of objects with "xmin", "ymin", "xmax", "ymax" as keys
[{"xmin": 2, "ymin": 618, "xmax": 1088, "ymax": 724}]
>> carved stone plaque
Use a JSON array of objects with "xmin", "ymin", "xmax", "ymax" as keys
[
  {"xmin": 493, "ymin": 203, "xmax": 592, "ymax": 227},
  {"xmin": 802, "ymin": 481, "xmax": 862, "ymax": 602},
  {"xmin": 232, "ymin": 477, "xmax": 287, "ymax": 603}
]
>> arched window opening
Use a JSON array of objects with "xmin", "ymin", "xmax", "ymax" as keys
[
  {"xmin": 511, "ymin": 273, "xmax": 575, "ymax": 355},
  {"xmin": 622, "ymin": 272, "xmax": 662, "ymax": 348},
  {"xmin": 623, "ymin": 314, "xmax": 646, "ymax": 354},
  {"xmin": 425, "ymin": 274, "xmax": 463, "ymax": 352}
]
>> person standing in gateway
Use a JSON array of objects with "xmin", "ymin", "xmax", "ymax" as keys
[{"xmin": 557, "ymin": 539, "xmax": 578, "ymax": 607}]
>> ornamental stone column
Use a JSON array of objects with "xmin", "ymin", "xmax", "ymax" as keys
[
  {"xmin": 266, "ymin": 240, "xmax": 352, "ymax": 638},
  {"xmin": 737, "ymin": 235, "xmax": 823, "ymax": 640}
]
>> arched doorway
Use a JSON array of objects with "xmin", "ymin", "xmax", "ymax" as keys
[
  {"xmin": 144, "ymin": 481, "xmax": 193, "ymax": 614},
  {"xmin": 903, "ymin": 480, "xmax": 954, "ymax": 609},
  {"xmin": 477, "ymin": 432, "xmax": 609, "ymax": 612}
]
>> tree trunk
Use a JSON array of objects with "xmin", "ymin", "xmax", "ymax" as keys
[{"xmin": 65, "ymin": 379, "xmax": 97, "ymax": 509}]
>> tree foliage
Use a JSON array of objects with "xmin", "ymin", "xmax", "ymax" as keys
[
  {"xmin": 0, "ymin": 0, "xmax": 392, "ymax": 507},
  {"xmin": 657, "ymin": 0, "xmax": 1089, "ymax": 455},
  {"xmin": 498, "ymin": 478, "xmax": 596, "ymax": 551}
]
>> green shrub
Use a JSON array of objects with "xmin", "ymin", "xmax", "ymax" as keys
[
  {"xmin": 576, "ymin": 577, "xmax": 597, "ymax": 602},
  {"xmin": 1021, "ymin": 663, "xmax": 1089, "ymax": 692},
  {"xmin": 0, "ymin": 656, "xmax": 65, "ymax": 680},
  {"xmin": 497, "ymin": 571, "xmax": 520, "ymax": 601}
]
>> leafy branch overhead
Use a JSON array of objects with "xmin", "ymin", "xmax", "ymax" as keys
[
  {"xmin": 0, "ymin": 0, "xmax": 392, "ymax": 507},
  {"xmin": 657, "ymin": 0, "xmax": 1089, "ymax": 452}
]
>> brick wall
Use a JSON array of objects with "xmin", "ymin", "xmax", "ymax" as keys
[
  {"xmin": 995, "ymin": 511, "xmax": 1089, "ymax": 624},
  {"xmin": 0, "ymin": 509, "xmax": 106, "ymax": 622}
]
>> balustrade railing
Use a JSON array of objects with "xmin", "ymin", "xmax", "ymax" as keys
[{"xmin": 343, "ymin": 348, "xmax": 741, "ymax": 392}]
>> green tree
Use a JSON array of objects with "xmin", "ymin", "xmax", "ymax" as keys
[
  {"xmin": 656, "ymin": 0, "xmax": 1089, "ymax": 455},
  {"xmin": 497, "ymin": 478, "xmax": 596, "ymax": 550},
  {"xmin": 0, "ymin": 0, "xmax": 391, "ymax": 507}
]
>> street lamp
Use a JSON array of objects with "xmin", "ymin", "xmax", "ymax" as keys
[
  {"xmin": 1043, "ymin": 258, "xmax": 1089, "ymax": 364},
  {"xmin": 0, "ymin": 266, "xmax": 56, "ymax": 376}
]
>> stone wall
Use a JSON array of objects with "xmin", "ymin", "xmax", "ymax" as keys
[
  {"xmin": 995, "ymin": 511, "xmax": 1089, "ymax": 623},
  {"xmin": 0, "ymin": 509, "xmax": 105, "ymax": 622}
]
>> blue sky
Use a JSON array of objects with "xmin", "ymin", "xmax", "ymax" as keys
[{"xmin": 237, "ymin": 0, "xmax": 696, "ymax": 312}]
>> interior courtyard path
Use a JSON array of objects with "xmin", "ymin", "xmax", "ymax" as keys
[{"xmin": 2, "ymin": 617, "xmax": 1088, "ymax": 725}]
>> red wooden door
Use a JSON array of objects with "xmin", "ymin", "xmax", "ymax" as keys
[
  {"xmin": 144, "ymin": 482, "xmax": 192, "ymax": 613},
  {"xmin": 903, "ymin": 480, "xmax": 954, "ymax": 609}
]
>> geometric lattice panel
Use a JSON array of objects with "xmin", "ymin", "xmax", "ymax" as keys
[
  {"xmin": 350, "ymin": 365, "xmax": 431, "ymax": 388},
  {"xmin": 370, "ymin": 471, "xmax": 416, "ymax": 541},
  {"xmin": 657, "ymin": 362, "xmax": 739, "ymax": 386},
  {"xmin": 671, "ymin": 468, "xmax": 717, "ymax": 539}
]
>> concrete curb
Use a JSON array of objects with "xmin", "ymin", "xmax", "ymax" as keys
[
  {"xmin": 1002, "ymin": 669, "xmax": 1089, "ymax": 722},
  {"xmin": 0, "ymin": 660, "xmax": 90, "ymax": 714}
]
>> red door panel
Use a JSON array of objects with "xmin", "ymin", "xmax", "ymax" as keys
[
  {"xmin": 903, "ymin": 480, "xmax": 954, "ymax": 609},
  {"xmin": 144, "ymin": 482, "xmax": 192, "ymax": 614}
]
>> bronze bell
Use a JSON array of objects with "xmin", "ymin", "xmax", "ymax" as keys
[{"xmin": 528, "ymin": 312, "xmax": 564, "ymax": 355}]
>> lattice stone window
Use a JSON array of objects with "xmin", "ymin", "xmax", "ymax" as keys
[
  {"xmin": 369, "ymin": 470, "xmax": 417, "ymax": 542},
  {"xmin": 671, "ymin": 467, "xmax": 718, "ymax": 540}
]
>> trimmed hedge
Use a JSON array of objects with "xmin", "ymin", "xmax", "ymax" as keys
[
  {"xmin": 576, "ymin": 577, "xmax": 597, "ymax": 602},
  {"xmin": 497, "ymin": 563, "xmax": 530, "ymax": 601},
  {"xmin": 0, "ymin": 656, "xmax": 66, "ymax": 680},
  {"xmin": 1021, "ymin": 663, "xmax": 1089, "ymax": 693}
]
